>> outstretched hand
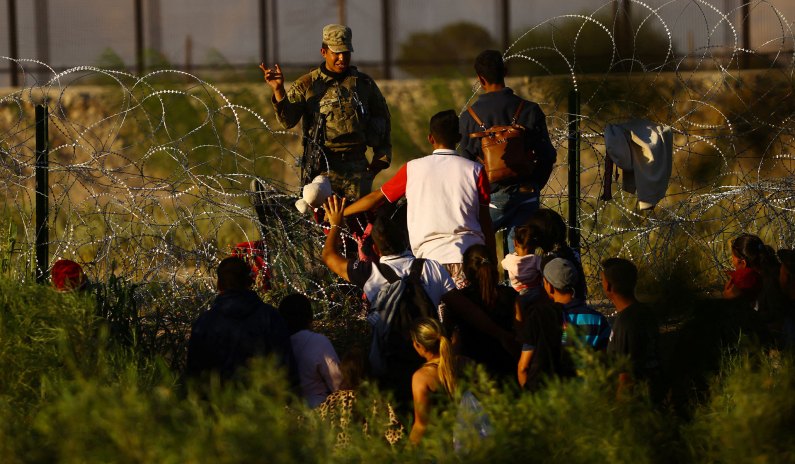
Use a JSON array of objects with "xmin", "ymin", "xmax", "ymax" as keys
[
  {"xmin": 260, "ymin": 63, "xmax": 285, "ymax": 94},
  {"xmin": 324, "ymin": 195, "xmax": 346, "ymax": 228}
]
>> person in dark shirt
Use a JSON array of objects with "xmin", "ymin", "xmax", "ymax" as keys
[
  {"xmin": 459, "ymin": 50, "xmax": 557, "ymax": 255},
  {"xmin": 456, "ymin": 244, "xmax": 518, "ymax": 380},
  {"xmin": 186, "ymin": 257, "xmax": 295, "ymax": 385},
  {"xmin": 517, "ymin": 300, "xmax": 567, "ymax": 392},
  {"xmin": 601, "ymin": 258, "xmax": 661, "ymax": 398}
]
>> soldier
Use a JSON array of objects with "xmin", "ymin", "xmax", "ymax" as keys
[{"xmin": 262, "ymin": 24, "xmax": 392, "ymax": 200}]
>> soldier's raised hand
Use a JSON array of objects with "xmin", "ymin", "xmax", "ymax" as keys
[{"xmin": 260, "ymin": 63, "xmax": 286, "ymax": 100}]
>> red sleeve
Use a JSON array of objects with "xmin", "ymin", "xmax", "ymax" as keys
[
  {"xmin": 476, "ymin": 166, "xmax": 491, "ymax": 205},
  {"xmin": 380, "ymin": 164, "xmax": 408, "ymax": 203}
]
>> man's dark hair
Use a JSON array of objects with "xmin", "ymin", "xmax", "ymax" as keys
[
  {"xmin": 429, "ymin": 110, "xmax": 462, "ymax": 148},
  {"xmin": 278, "ymin": 293, "xmax": 313, "ymax": 334},
  {"xmin": 370, "ymin": 210, "xmax": 408, "ymax": 256},
  {"xmin": 217, "ymin": 257, "xmax": 253, "ymax": 292},
  {"xmin": 602, "ymin": 257, "xmax": 638, "ymax": 298},
  {"xmin": 474, "ymin": 50, "xmax": 506, "ymax": 85}
]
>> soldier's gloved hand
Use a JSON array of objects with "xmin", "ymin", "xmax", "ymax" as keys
[{"xmin": 366, "ymin": 159, "xmax": 389, "ymax": 175}]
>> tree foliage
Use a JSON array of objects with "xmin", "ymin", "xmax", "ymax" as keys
[{"xmin": 398, "ymin": 21, "xmax": 498, "ymax": 78}]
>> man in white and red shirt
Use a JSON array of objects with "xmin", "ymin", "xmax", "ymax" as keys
[{"xmin": 344, "ymin": 109, "xmax": 496, "ymax": 287}]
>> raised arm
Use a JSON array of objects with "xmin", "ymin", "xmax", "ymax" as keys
[
  {"xmin": 344, "ymin": 189, "xmax": 386, "ymax": 217},
  {"xmin": 321, "ymin": 196, "xmax": 351, "ymax": 282},
  {"xmin": 261, "ymin": 63, "xmax": 307, "ymax": 129}
]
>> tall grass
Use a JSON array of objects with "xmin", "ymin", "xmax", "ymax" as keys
[{"xmin": 1, "ymin": 276, "xmax": 794, "ymax": 463}]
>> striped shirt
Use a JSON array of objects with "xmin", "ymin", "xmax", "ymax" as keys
[{"xmin": 562, "ymin": 300, "xmax": 611, "ymax": 350}]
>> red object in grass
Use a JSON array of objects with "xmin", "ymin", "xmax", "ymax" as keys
[{"xmin": 51, "ymin": 259, "xmax": 87, "ymax": 292}]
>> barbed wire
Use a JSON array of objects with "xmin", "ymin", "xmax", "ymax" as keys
[{"xmin": 0, "ymin": 0, "xmax": 793, "ymax": 309}]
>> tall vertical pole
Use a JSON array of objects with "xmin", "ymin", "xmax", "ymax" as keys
[
  {"xmin": 147, "ymin": 0, "xmax": 162, "ymax": 57},
  {"xmin": 34, "ymin": 0, "xmax": 50, "ymax": 81},
  {"xmin": 338, "ymin": 0, "xmax": 346, "ymax": 25},
  {"xmin": 381, "ymin": 0, "xmax": 392, "ymax": 79},
  {"xmin": 8, "ymin": 0, "xmax": 19, "ymax": 86},
  {"xmin": 614, "ymin": 0, "xmax": 632, "ymax": 72},
  {"xmin": 35, "ymin": 105, "xmax": 49, "ymax": 283},
  {"xmin": 500, "ymin": 0, "xmax": 510, "ymax": 52},
  {"xmin": 741, "ymin": 1, "xmax": 751, "ymax": 69},
  {"xmin": 271, "ymin": 0, "xmax": 279, "ymax": 63},
  {"xmin": 134, "ymin": 0, "xmax": 144, "ymax": 76},
  {"xmin": 258, "ymin": 0, "xmax": 268, "ymax": 64},
  {"xmin": 567, "ymin": 90, "xmax": 581, "ymax": 253}
]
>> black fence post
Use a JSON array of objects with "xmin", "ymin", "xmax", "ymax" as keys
[
  {"xmin": 35, "ymin": 104, "xmax": 49, "ymax": 283},
  {"xmin": 134, "ymin": 0, "xmax": 144, "ymax": 76},
  {"xmin": 567, "ymin": 90, "xmax": 581, "ymax": 254},
  {"xmin": 8, "ymin": 0, "xmax": 19, "ymax": 87},
  {"xmin": 381, "ymin": 0, "xmax": 392, "ymax": 79},
  {"xmin": 258, "ymin": 0, "xmax": 268, "ymax": 65}
]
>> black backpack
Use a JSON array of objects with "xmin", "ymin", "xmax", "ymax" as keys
[{"xmin": 366, "ymin": 258, "xmax": 437, "ymax": 378}]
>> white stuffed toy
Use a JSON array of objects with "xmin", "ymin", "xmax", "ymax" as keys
[{"xmin": 295, "ymin": 175, "xmax": 333, "ymax": 214}]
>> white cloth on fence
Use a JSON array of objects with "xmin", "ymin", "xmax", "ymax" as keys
[{"xmin": 604, "ymin": 119, "xmax": 673, "ymax": 210}]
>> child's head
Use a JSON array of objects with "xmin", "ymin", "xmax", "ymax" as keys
[
  {"xmin": 730, "ymin": 234, "xmax": 778, "ymax": 273},
  {"xmin": 525, "ymin": 209, "xmax": 567, "ymax": 253},
  {"xmin": 513, "ymin": 224, "xmax": 534, "ymax": 256}
]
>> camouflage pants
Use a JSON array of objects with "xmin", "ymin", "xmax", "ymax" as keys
[{"xmin": 310, "ymin": 149, "xmax": 373, "ymax": 201}]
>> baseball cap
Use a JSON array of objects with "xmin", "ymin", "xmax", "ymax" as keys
[
  {"xmin": 543, "ymin": 257, "xmax": 578, "ymax": 292},
  {"xmin": 322, "ymin": 24, "xmax": 354, "ymax": 53}
]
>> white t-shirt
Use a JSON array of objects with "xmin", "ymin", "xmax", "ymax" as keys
[
  {"xmin": 290, "ymin": 329, "xmax": 343, "ymax": 408},
  {"xmin": 347, "ymin": 251, "xmax": 456, "ymax": 307},
  {"xmin": 380, "ymin": 149, "xmax": 490, "ymax": 265}
]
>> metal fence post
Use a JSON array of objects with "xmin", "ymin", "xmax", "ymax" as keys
[
  {"xmin": 134, "ymin": 0, "xmax": 144, "ymax": 76},
  {"xmin": 35, "ymin": 104, "xmax": 49, "ymax": 283},
  {"xmin": 7, "ymin": 0, "xmax": 19, "ymax": 87},
  {"xmin": 567, "ymin": 90, "xmax": 581, "ymax": 253}
]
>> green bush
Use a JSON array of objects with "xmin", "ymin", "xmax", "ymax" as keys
[
  {"xmin": 1, "ymin": 277, "xmax": 794, "ymax": 462},
  {"xmin": 685, "ymin": 351, "xmax": 795, "ymax": 463}
]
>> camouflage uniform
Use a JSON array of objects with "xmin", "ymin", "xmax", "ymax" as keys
[{"xmin": 272, "ymin": 65, "xmax": 391, "ymax": 200}]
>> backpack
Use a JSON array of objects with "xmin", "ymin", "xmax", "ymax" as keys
[
  {"xmin": 467, "ymin": 101, "xmax": 537, "ymax": 184},
  {"xmin": 367, "ymin": 258, "xmax": 437, "ymax": 378}
]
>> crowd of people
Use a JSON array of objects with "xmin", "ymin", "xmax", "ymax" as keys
[{"xmin": 174, "ymin": 24, "xmax": 795, "ymax": 447}]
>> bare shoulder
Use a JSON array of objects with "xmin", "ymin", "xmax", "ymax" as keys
[{"xmin": 412, "ymin": 364, "xmax": 439, "ymax": 389}]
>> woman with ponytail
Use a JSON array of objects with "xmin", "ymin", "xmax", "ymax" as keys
[
  {"xmin": 453, "ymin": 244, "xmax": 518, "ymax": 379},
  {"xmin": 724, "ymin": 234, "xmax": 787, "ymax": 326},
  {"xmin": 409, "ymin": 317, "xmax": 456, "ymax": 445}
]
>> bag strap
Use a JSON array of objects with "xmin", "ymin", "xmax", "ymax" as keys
[
  {"xmin": 408, "ymin": 258, "xmax": 426, "ymax": 282},
  {"xmin": 375, "ymin": 261, "xmax": 401, "ymax": 284},
  {"xmin": 467, "ymin": 101, "xmax": 526, "ymax": 136},
  {"xmin": 511, "ymin": 100, "xmax": 526, "ymax": 125},
  {"xmin": 467, "ymin": 106, "xmax": 486, "ymax": 130}
]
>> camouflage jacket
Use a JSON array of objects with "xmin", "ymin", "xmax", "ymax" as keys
[{"xmin": 272, "ymin": 65, "xmax": 392, "ymax": 165}]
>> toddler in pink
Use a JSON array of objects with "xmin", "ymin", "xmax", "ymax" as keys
[{"xmin": 500, "ymin": 224, "xmax": 542, "ymax": 295}]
